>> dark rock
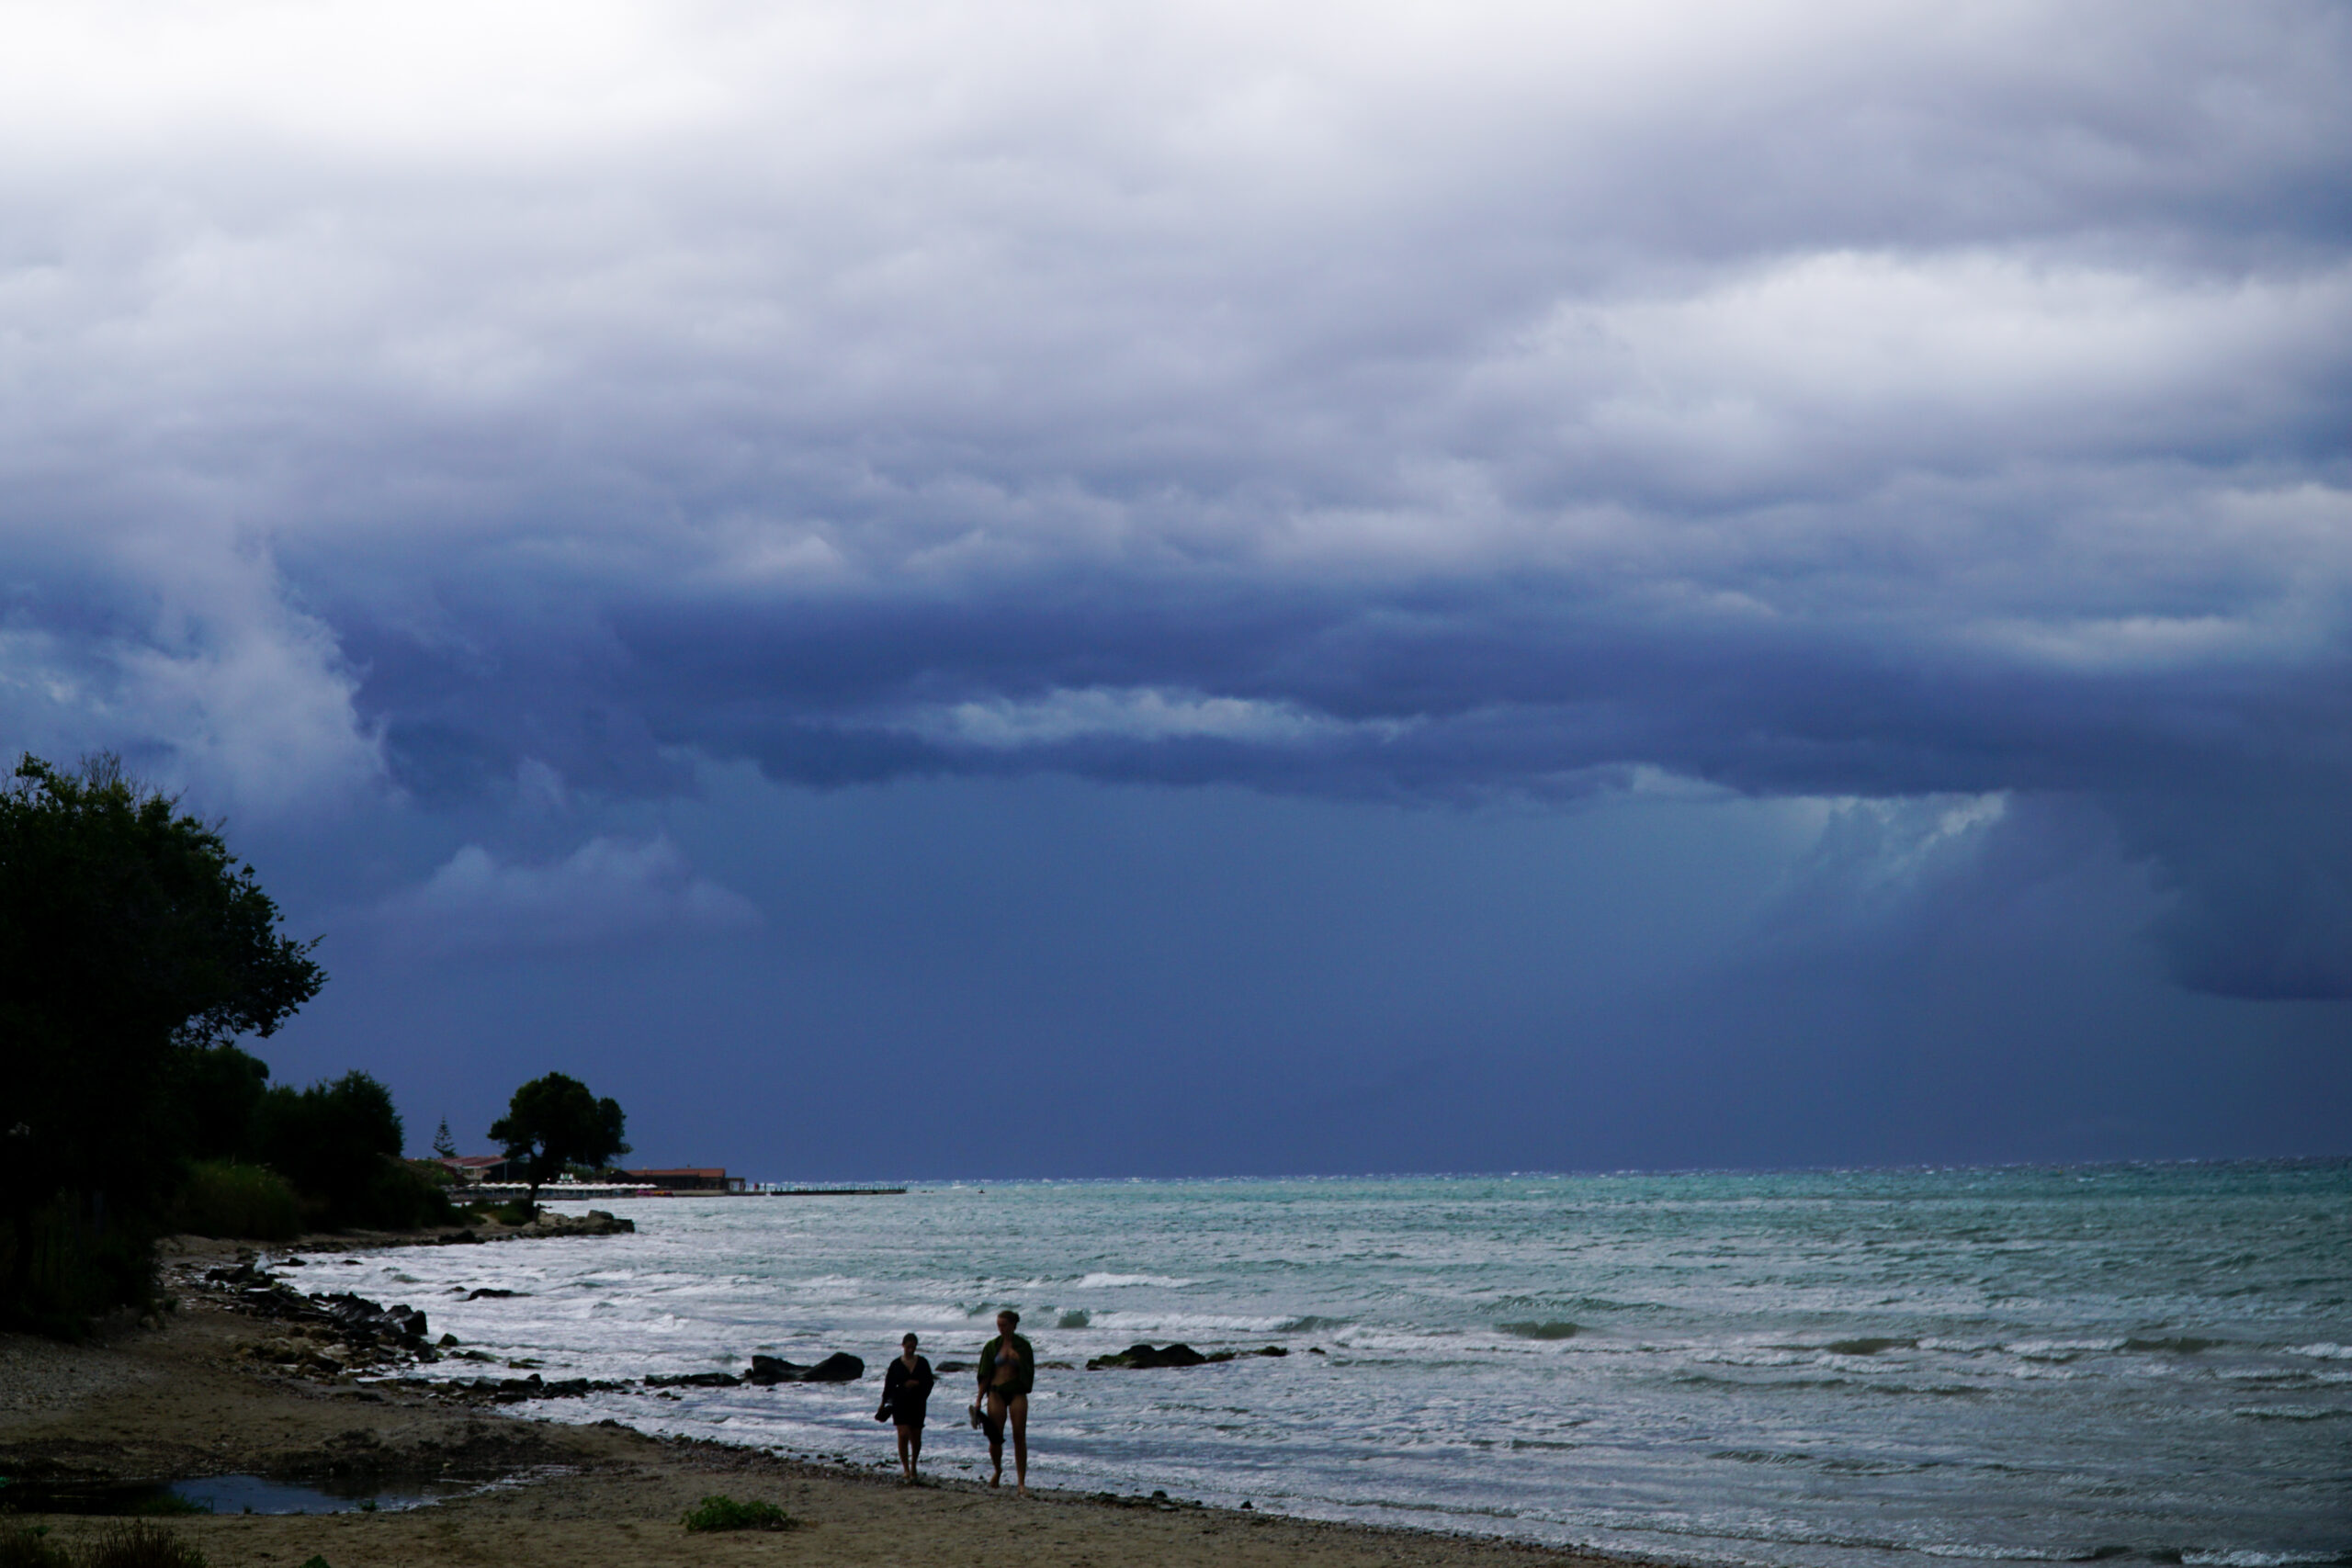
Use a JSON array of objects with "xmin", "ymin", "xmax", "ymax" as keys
[
  {"xmin": 803, "ymin": 1351, "xmax": 865, "ymax": 1382},
  {"xmin": 645, "ymin": 1371, "xmax": 742, "ymax": 1389},
  {"xmin": 525, "ymin": 1209, "xmax": 635, "ymax": 1236},
  {"xmin": 933, "ymin": 1360, "xmax": 973, "ymax": 1374},
  {"xmin": 466, "ymin": 1288, "xmax": 526, "ymax": 1300},
  {"xmin": 1088, "ymin": 1341, "xmax": 1208, "ymax": 1370},
  {"xmin": 744, "ymin": 1355, "xmax": 798, "ymax": 1385},
  {"xmin": 303, "ymin": 1291, "xmax": 427, "ymax": 1346},
  {"xmin": 745, "ymin": 1351, "xmax": 863, "ymax": 1384}
]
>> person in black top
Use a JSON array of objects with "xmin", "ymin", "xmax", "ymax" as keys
[{"xmin": 876, "ymin": 1332, "xmax": 934, "ymax": 1481}]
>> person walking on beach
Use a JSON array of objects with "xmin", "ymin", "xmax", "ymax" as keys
[
  {"xmin": 876, "ymin": 1333, "xmax": 934, "ymax": 1482},
  {"xmin": 976, "ymin": 1308, "xmax": 1035, "ymax": 1494}
]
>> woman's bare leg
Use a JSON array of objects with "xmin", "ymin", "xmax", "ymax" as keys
[
  {"xmin": 1009, "ymin": 1393, "xmax": 1028, "ymax": 1495},
  {"xmin": 897, "ymin": 1423, "xmax": 921, "ymax": 1481},
  {"xmin": 986, "ymin": 1391, "xmax": 1008, "ymax": 1485}
]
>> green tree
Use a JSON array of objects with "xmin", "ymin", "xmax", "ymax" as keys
[
  {"xmin": 250, "ymin": 1071, "xmax": 403, "ymax": 1225},
  {"xmin": 489, "ymin": 1073, "xmax": 628, "ymax": 1213},
  {"xmin": 432, "ymin": 1117, "xmax": 458, "ymax": 1159},
  {"xmin": 0, "ymin": 753, "xmax": 324, "ymax": 1331}
]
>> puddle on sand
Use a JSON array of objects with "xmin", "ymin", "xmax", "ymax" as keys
[
  {"xmin": 167, "ymin": 1475, "xmax": 449, "ymax": 1514},
  {"xmin": 1, "ymin": 1474, "xmax": 455, "ymax": 1516}
]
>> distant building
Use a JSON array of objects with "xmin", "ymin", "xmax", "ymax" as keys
[
  {"xmin": 440, "ymin": 1155, "xmax": 521, "ymax": 1183},
  {"xmin": 625, "ymin": 1168, "xmax": 745, "ymax": 1192}
]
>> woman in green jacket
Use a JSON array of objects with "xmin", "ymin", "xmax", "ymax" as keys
[{"xmin": 977, "ymin": 1308, "xmax": 1035, "ymax": 1494}]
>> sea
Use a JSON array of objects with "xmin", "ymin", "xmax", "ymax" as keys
[{"xmin": 326, "ymin": 1162, "xmax": 2351, "ymax": 1568}]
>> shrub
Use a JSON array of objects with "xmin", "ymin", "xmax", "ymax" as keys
[
  {"xmin": 81, "ymin": 1521, "xmax": 208, "ymax": 1568},
  {"xmin": 171, "ymin": 1162, "xmax": 298, "ymax": 1241},
  {"xmin": 0, "ymin": 1526, "xmax": 71, "ymax": 1568},
  {"xmin": 0, "ymin": 1195, "xmax": 158, "ymax": 1339},
  {"xmin": 346, "ymin": 1157, "xmax": 456, "ymax": 1232},
  {"xmin": 250, "ymin": 1074, "xmax": 401, "ymax": 1224},
  {"xmin": 681, "ymin": 1495, "xmax": 794, "ymax": 1532}
]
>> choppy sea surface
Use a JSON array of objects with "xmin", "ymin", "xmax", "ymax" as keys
[{"xmin": 329, "ymin": 1163, "xmax": 2350, "ymax": 1568}]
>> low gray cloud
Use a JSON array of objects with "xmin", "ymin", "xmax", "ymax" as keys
[
  {"xmin": 3, "ymin": 1, "xmax": 2349, "ymax": 998},
  {"xmin": 373, "ymin": 835, "xmax": 760, "ymax": 953}
]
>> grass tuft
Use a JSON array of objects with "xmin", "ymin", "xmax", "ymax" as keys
[
  {"xmin": 681, "ymin": 1495, "xmax": 794, "ymax": 1533},
  {"xmin": 0, "ymin": 1526, "xmax": 71, "ymax": 1568},
  {"xmin": 82, "ymin": 1521, "xmax": 207, "ymax": 1568}
]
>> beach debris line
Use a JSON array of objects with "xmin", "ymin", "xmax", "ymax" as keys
[{"xmin": 1086, "ymin": 1342, "xmax": 1292, "ymax": 1370}]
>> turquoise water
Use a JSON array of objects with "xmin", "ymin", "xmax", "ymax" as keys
[{"xmin": 339, "ymin": 1163, "xmax": 2350, "ymax": 1567}]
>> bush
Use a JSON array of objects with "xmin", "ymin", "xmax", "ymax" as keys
[
  {"xmin": 171, "ymin": 1162, "xmax": 299, "ymax": 1241},
  {"xmin": 345, "ymin": 1157, "xmax": 457, "ymax": 1232},
  {"xmin": 250, "ymin": 1074, "xmax": 401, "ymax": 1224},
  {"xmin": 681, "ymin": 1495, "xmax": 794, "ymax": 1532},
  {"xmin": 0, "ymin": 1195, "xmax": 157, "ymax": 1339},
  {"xmin": 82, "ymin": 1521, "xmax": 207, "ymax": 1568},
  {"xmin": 0, "ymin": 1526, "xmax": 71, "ymax": 1568}
]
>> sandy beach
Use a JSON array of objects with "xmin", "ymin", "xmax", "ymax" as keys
[{"xmin": 0, "ymin": 1232, "xmax": 1637, "ymax": 1568}]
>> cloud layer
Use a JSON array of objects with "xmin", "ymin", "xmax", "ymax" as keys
[
  {"xmin": 4, "ymin": 1, "xmax": 2349, "ymax": 995},
  {"xmin": 376, "ymin": 836, "xmax": 759, "ymax": 953}
]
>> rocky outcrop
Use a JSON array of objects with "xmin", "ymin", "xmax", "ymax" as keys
[
  {"xmin": 1088, "ymin": 1341, "xmax": 1206, "ymax": 1369},
  {"xmin": 394, "ymin": 1372, "xmax": 631, "ymax": 1404},
  {"xmin": 201, "ymin": 1264, "xmax": 432, "ymax": 1348},
  {"xmin": 523, "ymin": 1208, "xmax": 635, "ymax": 1236},
  {"xmin": 1087, "ymin": 1342, "xmax": 1290, "ymax": 1370},
  {"xmin": 745, "ymin": 1351, "xmax": 865, "ymax": 1384},
  {"xmin": 198, "ymin": 1262, "xmax": 442, "ymax": 1381}
]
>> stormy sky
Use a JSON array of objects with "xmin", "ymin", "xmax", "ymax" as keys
[{"xmin": 5, "ymin": 1, "xmax": 2347, "ymax": 1178}]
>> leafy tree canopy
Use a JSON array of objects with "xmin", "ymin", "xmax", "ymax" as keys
[
  {"xmin": 0, "ymin": 755, "xmax": 323, "ymax": 1195},
  {"xmin": 0, "ymin": 752, "xmax": 325, "ymax": 1329},
  {"xmin": 489, "ymin": 1073, "xmax": 629, "ymax": 1206}
]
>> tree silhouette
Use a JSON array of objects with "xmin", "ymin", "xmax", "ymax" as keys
[
  {"xmin": 488, "ymin": 1073, "xmax": 628, "ymax": 1213},
  {"xmin": 0, "ymin": 752, "xmax": 323, "ymax": 1329}
]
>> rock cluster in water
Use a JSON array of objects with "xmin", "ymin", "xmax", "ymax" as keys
[
  {"xmin": 746, "ymin": 1352, "xmax": 865, "ymax": 1384},
  {"xmin": 1086, "ymin": 1342, "xmax": 1291, "ymax": 1370},
  {"xmin": 200, "ymin": 1258, "xmax": 436, "ymax": 1377}
]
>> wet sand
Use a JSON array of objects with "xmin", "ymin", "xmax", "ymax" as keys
[{"xmin": 0, "ymin": 1235, "xmax": 1642, "ymax": 1568}]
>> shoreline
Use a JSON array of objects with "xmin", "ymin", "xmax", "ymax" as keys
[{"xmin": 0, "ymin": 1229, "xmax": 1657, "ymax": 1568}]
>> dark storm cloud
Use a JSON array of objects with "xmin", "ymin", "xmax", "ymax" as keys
[{"xmin": 4, "ymin": 2, "xmax": 2350, "ymax": 994}]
